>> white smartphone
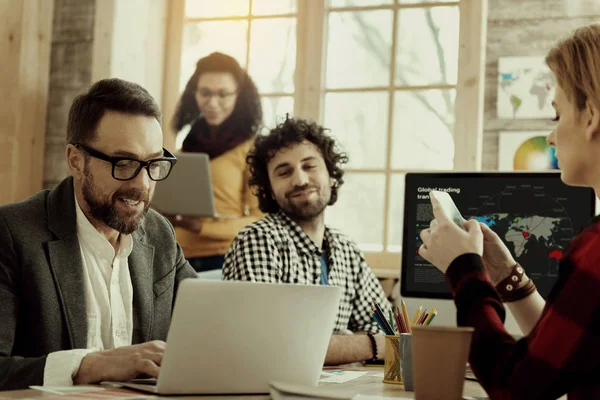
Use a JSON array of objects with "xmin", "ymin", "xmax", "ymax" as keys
[{"xmin": 429, "ymin": 190, "xmax": 466, "ymax": 229}]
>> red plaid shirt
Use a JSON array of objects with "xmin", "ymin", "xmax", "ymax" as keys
[{"xmin": 446, "ymin": 218, "xmax": 600, "ymax": 399}]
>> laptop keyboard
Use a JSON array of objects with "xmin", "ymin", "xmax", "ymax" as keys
[{"xmin": 128, "ymin": 378, "xmax": 158, "ymax": 385}]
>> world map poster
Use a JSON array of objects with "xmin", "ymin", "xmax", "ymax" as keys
[{"xmin": 497, "ymin": 56, "xmax": 556, "ymax": 119}]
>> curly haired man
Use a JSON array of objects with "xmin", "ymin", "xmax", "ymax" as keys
[{"xmin": 222, "ymin": 117, "xmax": 391, "ymax": 365}]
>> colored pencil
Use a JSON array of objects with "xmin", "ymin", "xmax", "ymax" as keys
[
  {"xmin": 372, "ymin": 300, "xmax": 394, "ymax": 334},
  {"xmin": 395, "ymin": 306, "xmax": 406, "ymax": 333},
  {"xmin": 390, "ymin": 308, "xmax": 400, "ymax": 333},
  {"xmin": 425, "ymin": 311, "xmax": 438, "ymax": 326},
  {"xmin": 400, "ymin": 299, "xmax": 412, "ymax": 333},
  {"xmin": 372, "ymin": 305, "xmax": 394, "ymax": 334},
  {"xmin": 395, "ymin": 313, "xmax": 404, "ymax": 334},
  {"xmin": 424, "ymin": 308, "xmax": 437, "ymax": 325},
  {"xmin": 411, "ymin": 305, "xmax": 423, "ymax": 325},
  {"xmin": 371, "ymin": 312, "xmax": 391, "ymax": 335}
]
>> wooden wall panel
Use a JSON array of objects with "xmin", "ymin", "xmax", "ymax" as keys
[
  {"xmin": 0, "ymin": 139, "xmax": 15, "ymax": 205},
  {"xmin": 453, "ymin": 0, "xmax": 488, "ymax": 170},
  {"xmin": 0, "ymin": 0, "xmax": 53, "ymax": 204}
]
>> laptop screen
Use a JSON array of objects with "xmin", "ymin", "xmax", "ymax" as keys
[{"xmin": 401, "ymin": 172, "xmax": 597, "ymax": 299}]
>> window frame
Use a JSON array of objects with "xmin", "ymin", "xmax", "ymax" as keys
[{"xmin": 161, "ymin": 0, "xmax": 488, "ymax": 270}]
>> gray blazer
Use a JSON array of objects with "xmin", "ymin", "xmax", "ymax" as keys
[{"xmin": 0, "ymin": 177, "xmax": 197, "ymax": 390}]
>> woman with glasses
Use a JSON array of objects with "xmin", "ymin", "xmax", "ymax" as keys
[{"xmin": 165, "ymin": 52, "xmax": 264, "ymax": 273}]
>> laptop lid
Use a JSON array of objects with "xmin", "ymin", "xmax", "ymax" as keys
[
  {"xmin": 401, "ymin": 172, "xmax": 596, "ymax": 300},
  {"xmin": 155, "ymin": 280, "xmax": 341, "ymax": 395},
  {"xmin": 151, "ymin": 152, "xmax": 216, "ymax": 217}
]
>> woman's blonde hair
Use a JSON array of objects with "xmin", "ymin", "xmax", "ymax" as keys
[{"xmin": 546, "ymin": 24, "xmax": 600, "ymax": 112}]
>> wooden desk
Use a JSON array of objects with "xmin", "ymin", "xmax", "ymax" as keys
[{"xmin": 0, "ymin": 367, "xmax": 488, "ymax": 399}]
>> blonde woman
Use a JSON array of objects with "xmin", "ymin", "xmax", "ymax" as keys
[{"xmin": 419, "ymin": 24, "xmax": 600, "ymax": 399}]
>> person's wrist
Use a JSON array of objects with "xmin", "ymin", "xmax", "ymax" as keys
[
  {"xmin": 366, "ymin": 332, "xmax": 378, "ymax": 361},
  {"xmin": 490, "ymin": 260, "xmax": 518, "ymax": 286},
  {"xmin": 73, "ymin": 354, "xmax": 93, "ymax": 384},
  {"xmin": 495, "ymin": 263, "xmax": 535, "ymax": 302},
  {"xmin": 74, "ymin": 352, "xmax": 103, "ymax": 385}
]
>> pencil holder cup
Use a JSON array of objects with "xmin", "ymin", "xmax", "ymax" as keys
[{"xmin": 383, "ymin": 334, "xmax": 402, "ymax": 384}]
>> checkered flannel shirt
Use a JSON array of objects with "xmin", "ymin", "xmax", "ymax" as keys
[
  {"xmin": 446, "ymin": 217, "xmax": 600, "ymax": 399},
  {"xmin": 222, "ymin": 211, "xmax": 391, "ymax": 334}
]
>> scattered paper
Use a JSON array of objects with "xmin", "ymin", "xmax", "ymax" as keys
[
  {"xmin": 270, "ymin": 381, "xmax": 353, "ymax": 400},
  {"xmin": 30, "ymin": 386, "xmax": 106, "ymax": 395},
  {"xmin": 30, "ymin": 386, "xmax": 155, "ymax": 399},
  {"xmin": 319, "ymin": 370, "xmax": 368, "ymax": 383}
]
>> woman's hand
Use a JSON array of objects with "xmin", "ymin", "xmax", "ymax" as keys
[
  {"xmin": 418, "ymin": 195, "xmax": 483, "ymax": 273},
  {"xmin": 479, "ymin": 223, "xmax": 517, "ymax": 285}
]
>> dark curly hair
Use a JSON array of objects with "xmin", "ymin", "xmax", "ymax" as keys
[
  {"xmin": 171, "ymin": 52, "xmax": 262, "ymax": 137},
  {"xmin": 247, "ymin": 117, "xmax": 349, "ymax": 213}
]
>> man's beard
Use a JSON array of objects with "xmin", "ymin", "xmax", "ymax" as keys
[
  {"xmin": 82, "ymin": 174, "xmax": 150, "ymax": 235},
  {"xmin": 281, "ymin": 184, "xmax": 330, "ymax": 222}
]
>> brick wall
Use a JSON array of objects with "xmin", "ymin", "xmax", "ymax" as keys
[
  {"xmin": 482, "ymin": 0, "xmax": 600, "ymax": 170},
  {"xmin": 43, "ymin": 0, "xmax": 167, "ymax": 189},
  {"xmin": 44, "ymin": 0, "xmax": 95, "ymax": 189}
]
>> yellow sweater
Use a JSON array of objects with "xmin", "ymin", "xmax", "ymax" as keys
[{"xmin": 175, "ymin": 139, "xmax": 264, "ymax": 258}]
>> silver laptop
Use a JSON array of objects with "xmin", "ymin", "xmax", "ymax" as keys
[
  {"xmin": 151, "ymin": 152, "xmax": 216, "ymax": 217},
  {"xmin": 104, "ymin": 280, "xmax": 341, "ymax": 395}
]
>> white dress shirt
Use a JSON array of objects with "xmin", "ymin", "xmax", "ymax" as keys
[{"xmin": 43, "ymin": 197, "xmax": 134, "ymax": 385}]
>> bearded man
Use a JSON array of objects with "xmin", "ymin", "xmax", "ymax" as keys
[
  {"xmin": 222, "ymin": 117, "xmax": 391, "ymax": 366},
  {"xmin": 0, "ymin": 78, "xmax": 196, "ymax": 390}
]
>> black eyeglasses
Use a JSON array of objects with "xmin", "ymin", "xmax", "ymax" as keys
[
  {"xmin": 75, "ymin": 144, "xmax": 177, "ymax": 181},
  {"xmin": 196, "ymin": 89, "xmax": 238, "ymax": 103}
]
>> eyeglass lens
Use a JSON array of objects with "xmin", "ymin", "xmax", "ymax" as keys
[{"xmin": 114, "ymin": 159, "xmax": 172, "ymax": 181}]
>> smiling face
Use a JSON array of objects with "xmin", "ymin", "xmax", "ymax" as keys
[
  {"xmin": 547, "ymin": 84, "xmax": 600, "ymax": 187},
  {"xmin": 195, "ymin": 72, "xmax": 238, "ymax": 127},
  {"xmin": 267, "ymin": 141, "xmax": 334, "ymax": 222},
  {"xmin": 68, "ymin": 110, "xmax": 164, "ymax": 235}
]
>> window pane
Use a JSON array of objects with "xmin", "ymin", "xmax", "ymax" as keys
[
  {"xmin": 323, "ymin": 92, "xmax": 388, "ymax": 169},
  {"xmin": 185, "ymin": 0, "xmax": 249, "ymax": 18},
  {"xmin": 180, "ymin": 21, "xmax": 248, "ymax": 92},
  {"xmin": 395, "ymin": 6, "xmax": 459, "ymax": 86},
  {"xmin": 391, "ymin": 90, "xmax": 455, "ymax": 169},
  {"xmin": 261, "ymin": 96, "xmax": 294, "ymax": 132},
  {"xmin": 387, "ymin": 173, "xmax": 405, "ymax": 252},
  {"xmin": 252, "ymin": 0, "xmax": 296, "ymax": 15},
  {"xmin": 325, "ymin": 173, "xmax": 386, "ymax": 251},
  {"xmin": 326, "ymin": 10, "xmax": 393, "ymax": 89},
  {"xmin": 329, "ymin": 0, "xmax": 393, "ymax": 6},
  {"xmin": 248, "ymin": 18, "xmax": 296, "ymax": 93}
]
